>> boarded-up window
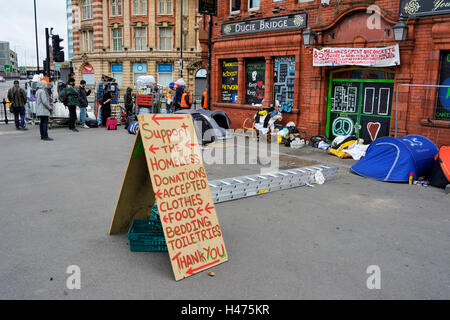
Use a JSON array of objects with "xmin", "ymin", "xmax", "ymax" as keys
[{"xmin": 246, "ymin": 59, "xmax": 265, "ymax": 105}]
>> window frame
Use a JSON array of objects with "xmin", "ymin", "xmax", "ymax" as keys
[
  {"xmin": 134, "ymin": 27, "xmax": 147, "ymax": 51},
  {"xmin": 82, "ymin": 30, "xmax": 94, "ymax": 52},
  {"xmin": 158, "ymin": 27, "xmax": 173, "ymax": 51},
  {"xmin": 110, "ymin": 0, "xmax": 123, "ymax": 17},
  {"xmin": 133, "ymin": 0, "xmax": 147, "ymax": 16},
  {"xmin": 158, "ymin": 0, "xmax": 173, "ymax": 15},
  {"xmin": 248, "ymin": 0, "xmax": 260, "ymax": 11},
  {"xmin": 81, "ymin": 0, "xmax": 93, "ymax": 20},
  {"xmin": 230, "ymin": 0, "xmax": 241, "ymax": 14},
  {"xmin": 112, "ymin": 28, "xmax": 123, "ymax": 52}
]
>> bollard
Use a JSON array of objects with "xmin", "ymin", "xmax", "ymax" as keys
[{"xmin": 2, "ymin": 98, "xmax": 8, "ymax": 124}]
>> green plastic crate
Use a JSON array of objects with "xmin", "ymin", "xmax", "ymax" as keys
[
  {"xmin": 127, "ymin": 219, "xmax": 167, "ymax": 252},
  {"xmin": 149, "ymin": 204, "xmax": 161, "ymax": 224}
]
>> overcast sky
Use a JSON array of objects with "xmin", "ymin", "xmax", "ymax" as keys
[{"xmin": 0, "ymin": 0, "xmax": 68, "ymax": 67}]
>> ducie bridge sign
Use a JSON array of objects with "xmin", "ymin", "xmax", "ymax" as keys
[{"xmin": 221, "ymin": 13, "xmax": 308, "ymax": 36}]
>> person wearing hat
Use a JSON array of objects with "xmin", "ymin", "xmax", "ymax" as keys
[
  {"xmin": 7, "ymin": 80, "xmax": 28, "ymax": 130},
  {"xmin": 77, "ymin": 80, "xmax": 91, "ymax": 129},
  {"xmin": 101, "ymin": 85, "xmax": 112, "ymax": 126},
  {"xmin": 65, "ymin": 78, "xmax": 80, "ymax": 132},
  {"xmin": 167, "ymin": 82, "xmax": 175, "ymax": 112},
  {"xmin": 35, "ymin": 81, "xmax": 53, "ymax": 141}
]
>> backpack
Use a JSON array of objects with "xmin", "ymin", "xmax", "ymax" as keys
[{"xmin": 57, "ymin": 82, "xmax": 68, "ymax": 105}]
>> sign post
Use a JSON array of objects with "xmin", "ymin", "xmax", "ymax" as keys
[
  {"xmin": 109, "ymin": 114, "xmax": 228, "ymax": 281},
  {"xmin": 198, "ymin": 0, "xmax": 217, "ymax": 110}
]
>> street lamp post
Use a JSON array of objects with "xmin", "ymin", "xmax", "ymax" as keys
[
  {"xmin": 34, "ymin": 0, "xmax": 40, "ymax": 73},
  {"xmin": 180, "ymin": 0, "xmax": 183, "ymax": 78}
]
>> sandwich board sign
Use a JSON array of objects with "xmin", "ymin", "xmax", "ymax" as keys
[{"xmin": 109, "ymin": 113, "xmax": 228, "ymax": 281}]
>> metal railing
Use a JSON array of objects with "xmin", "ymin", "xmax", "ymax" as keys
[{"xmin": 0, "ymin": 99, "xmax": 14, "ymax": 123}]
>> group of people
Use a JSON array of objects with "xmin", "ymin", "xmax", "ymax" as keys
[
  {"xmin": 7, "ymin": 77, "xmax": 209, "ymax": 141},
  {"xmin": 7, "ymin": 77, "xmax": 96, "ymax": 141},
  {"xmin": 166, "ymin": 82, "xmax": 194, "ymax": 112}
]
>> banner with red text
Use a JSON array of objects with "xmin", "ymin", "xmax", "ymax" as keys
[{"xmin": 313, "ymin": 45, "xmax": 400, "ymax": 67}]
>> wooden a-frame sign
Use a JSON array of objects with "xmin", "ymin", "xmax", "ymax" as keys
[{"xmin": 109, "ymin": 114, "xmax": 228, "ymax": 281}]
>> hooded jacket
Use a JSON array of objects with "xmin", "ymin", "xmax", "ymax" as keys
[
  {"xmin": 35, "ymin": 81, "xmax": 52, "ymax": 117},
  {"xmin": 65, "ymin": 84, "xmax": 79, "ymax": 107},
  {"xmin": 77, "ymin": 86, "xmax": 91, "ymax": 108},
  {"xmin": 124, "ymin": 87, "xmax": 133, "ymax": 112}
]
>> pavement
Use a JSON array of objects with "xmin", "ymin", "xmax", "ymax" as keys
[{"xmin": 0, "ymin": 122, "xmax": 449, "ymax": 300}]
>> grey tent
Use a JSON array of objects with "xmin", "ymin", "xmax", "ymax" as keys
[{"xmin": 174, "ymin": 109, "xmax": 232, "ymax": 145}]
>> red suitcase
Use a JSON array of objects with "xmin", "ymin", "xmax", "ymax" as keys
[{"xmin": 106, "ymin": 117, "xmax": 117, "ymax": 130}]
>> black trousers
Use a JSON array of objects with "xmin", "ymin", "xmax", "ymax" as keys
[
  {"xmin": 39, "ymin": 116, "xmax": 49, "ymax": 139},
  {"xmin": 68, "ymin": 105, "xmax": 77, "ymax": 129},
  {"xmin": 101, "ymin": 105, "xmax": 111, "ymax": 126}
]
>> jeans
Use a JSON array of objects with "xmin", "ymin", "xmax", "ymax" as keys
[
  {"xmin": 68, "ymin": 105, "xmax": 77, "ymax": 129},
  {"xmin": 79, "ymin": 107, "xmax": 87, "ymax": 125},
  {"xmin": 39, "ymin": 116, "xmax": 49, "ymax": 139},
  {"xmin": 13, "ymin": 106, "xmax": 26, "ymax": 129}
]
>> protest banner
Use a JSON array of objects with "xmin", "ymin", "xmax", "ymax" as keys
[
  {"xmin": 313, "ymin": 45, "xmax": 400, "ymax": 67},
  {"xmin": 109, "ymin": 114, "xmax": 228, "ymax": 281}
]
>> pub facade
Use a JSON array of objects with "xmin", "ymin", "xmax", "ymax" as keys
[{"xmin": 200, "ymin": 0, "xmax": 450, "ymax": 146}]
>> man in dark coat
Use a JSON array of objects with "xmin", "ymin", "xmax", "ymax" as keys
[
  {"xmin": 65, "ymin": 78, "xmax": 79, "ymax": 132},
  {"xmin": 124, "ymin": 87, "xmax": 134, "ymax": 129},
  {"xmin": 7, "ymin": 80, "xmax": 28, "ymax": 130},
  {"xmin": 101, "ymin": 86, "xmax": 112, "ymax": 127},
  {"xmin": 77, "ymin": 80, "xmax": 91, "ymax": 129}
]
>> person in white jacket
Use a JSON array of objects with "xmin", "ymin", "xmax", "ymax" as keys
[{"xmin": 35, "ymin": 81, "xmax": 53, "ymax": 141}]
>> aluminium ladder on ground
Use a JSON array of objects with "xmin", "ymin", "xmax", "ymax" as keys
[{"xmin": 208, "ymin": 165, "xmax": 340, "ymax": 203}]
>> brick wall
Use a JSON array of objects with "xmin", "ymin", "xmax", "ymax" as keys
[{"xmin": 204, "ymin": 0, "xmax": 450, "ymax": 146}]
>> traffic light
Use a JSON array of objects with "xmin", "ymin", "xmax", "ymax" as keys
[{"xmin": 52, "ymin": 35, "xmax": 65, "ymax": 62}]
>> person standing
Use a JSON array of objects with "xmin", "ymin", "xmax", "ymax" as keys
[
  {"xmin": 7, "ymin": 80, "xmax": 28, "ymax": 130},
  {"xmin": 77, "ymin": 80, "xmax": 91, "ymax": 129},
  {"xmin": 180, "ymin": 90, "xmax": 192, "ymax": 109},
  {"xmin": 35, "ymin": 81, "xmax": 53, "ymax": 141},
  {"xmin": 201, "ymin": 90, "xmax": 208, "ymax": 110},
  {"xmin": 65, "ymin": 78, "xmax": 79, "ymax": 132},
  {"xmin": 101, "ymin": 85, "xmax": 112, "ymax": 127},
  {"xmin": 124, "ymin": 87, "xmax": 134, "ymax": 129},
  {"xmin": 172, "ymin": 84, "xmax": 184, "ymax": 111}
]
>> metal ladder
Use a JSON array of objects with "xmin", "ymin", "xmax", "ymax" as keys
[{"xmin": 209, "ymin": 165, "xmax": 339, "ymax": 203}]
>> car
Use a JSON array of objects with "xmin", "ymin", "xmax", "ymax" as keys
[{"xmin": 0, "ymin": 76, "xmax": 5, "ymax": 82}]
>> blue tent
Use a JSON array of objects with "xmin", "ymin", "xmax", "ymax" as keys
[{"xmin": 351, "ymin": 135, "xmax": 438, "ymax": 182}]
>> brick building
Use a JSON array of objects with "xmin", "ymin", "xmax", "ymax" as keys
[
  {"xmin": 201, "ymin": 0, "xmax": 450, "ymax": 146},
  {"xmin": 71, "ymin": 0, "xmax": 205, "ymax": 97}
]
